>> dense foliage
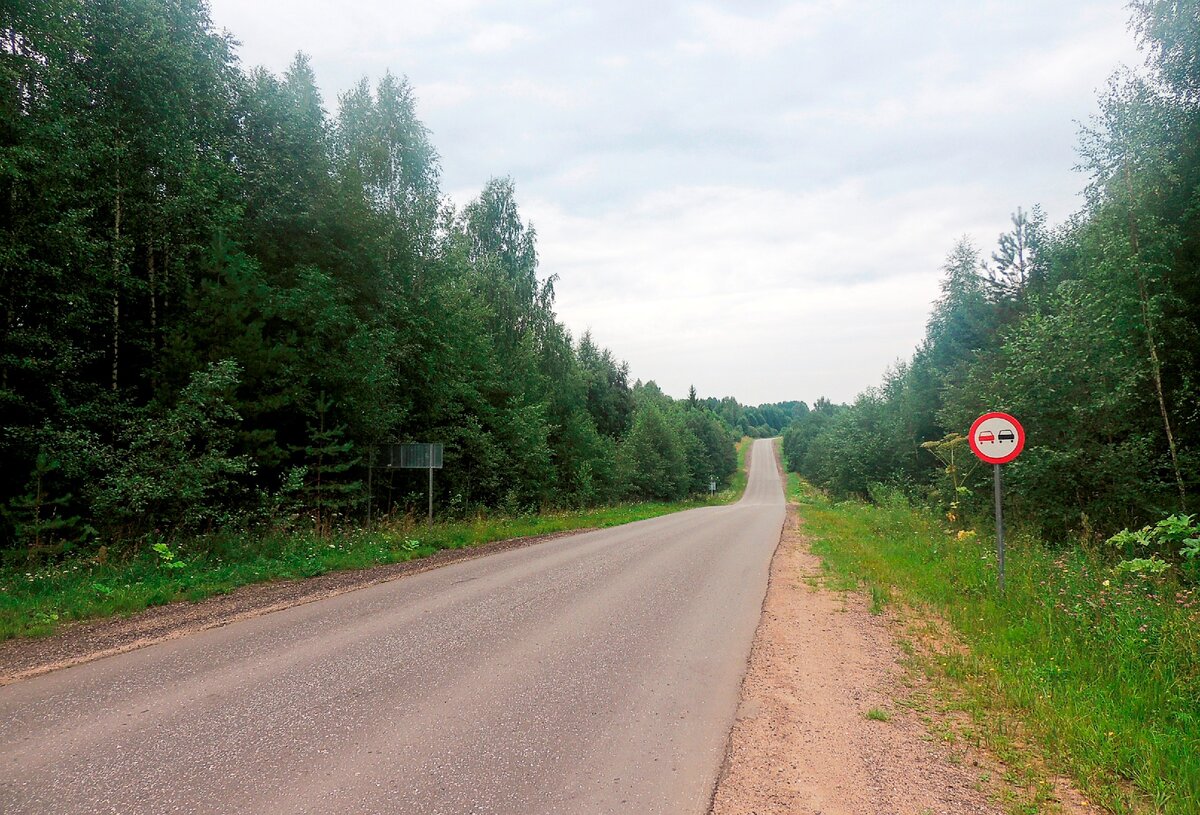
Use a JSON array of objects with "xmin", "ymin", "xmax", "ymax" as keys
[
  {"xmin": 0, "ymin": 0, "xmax": 739, "ymax": 554},
  {"xmin": 784, "ymin": 0, "xmax": 1200, "ymax": 542}
]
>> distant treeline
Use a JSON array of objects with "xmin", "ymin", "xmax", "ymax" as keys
[
  {"xmin": 784, "ymin": 0, "xmax": 1200, "ymax": 539},
  {"xmin": 0, "ymin": 1, "xmax": 747, "ymax": 552},
  {"xmin": 690, "ymin": 397, "xmax": 809, "ymax": 440}
]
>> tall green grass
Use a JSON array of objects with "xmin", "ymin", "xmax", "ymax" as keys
[
  {"xmin": 790, "ymin": 474, "xmax": 1199, "ymax": 815},
  {"xmin": 0, "ymin": 446, "xmax": 754, "ymax": 642}
]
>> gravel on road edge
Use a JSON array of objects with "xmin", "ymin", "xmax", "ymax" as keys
[
  {"xmin": 0, "ymin": 528, "xmax": 591, "ymax": 685},
  {"xmin": 708, "ymin": 500, "xmax": 1098, "ymax": 815}
]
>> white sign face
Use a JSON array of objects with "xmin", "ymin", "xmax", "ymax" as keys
[{"xmin": 968, "ymin": 412, "xmax": 1025, "ymax": 465}]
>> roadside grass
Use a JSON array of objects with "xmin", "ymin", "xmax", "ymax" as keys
[
  {"xmin": 788, "ymin": 474, "xmax": 1200, "ymax": 815},
  {"xmin": 0, "ymin": 440, "xmax": 754, "ymax": 642}
]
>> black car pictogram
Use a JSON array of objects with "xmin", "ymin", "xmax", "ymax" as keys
[{"xmin": 998, "ymin": 429, "xmax": 1016, "ymax": 442}]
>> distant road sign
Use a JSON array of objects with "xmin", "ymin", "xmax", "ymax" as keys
[
  {"xmin": 383, "ymin": 443, "xmax": 445, "ymax": 525},
  {"xmin": 388, "ymin": 443, "xmax": 444, "ymax": 469},
  {"xmin": 968, "ymin": 412, "xmax": 1025, "ymax": 465}
]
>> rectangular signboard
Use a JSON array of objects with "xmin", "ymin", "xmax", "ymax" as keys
[{"xmin": 388, "ymin": 443, "xmax": 444, "ymax": 469}]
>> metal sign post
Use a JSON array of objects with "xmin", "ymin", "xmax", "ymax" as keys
[
  {"xmin": 968, "ymin": 412, "xmax": 1026, "ymax": 593},
  {"xmin": 993, "ymin": 463, "xmax": 1005, "ymax": 592},
  {"xmin": 367, "ymin": 446, "xmax": 375, "ymax": 525},
  {"xmin": 383, "ymin": 443, "xmax": 444, "ymax": 525}
]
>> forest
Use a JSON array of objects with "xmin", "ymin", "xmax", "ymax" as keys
[
  {"xmin": 784, "ymin": 0, "xmax": 1200, "ymax": 544},
  {"xmin": 0, "ymin": 0, "xmax": 755, "ymax": 555}
]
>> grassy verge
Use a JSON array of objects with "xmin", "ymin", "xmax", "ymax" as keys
[
  {"xmin": 0, "ymin": 443, "xmax": 754, "ymax": 642},
  {"xmin": 788, "ymin": 474, "xmax": 1199, "ymax": 815},
  {"xmin": 728, "ymin": 435, "xmax": 751, "ymax": 498}
]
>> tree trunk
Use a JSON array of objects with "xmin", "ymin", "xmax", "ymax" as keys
[
  {"xmin": 2, "ymin": 309, "xmax": 8, "ymax": 392},
  {"xmin": 163, "ymin": 243, "xmax": 170, "ymax": 315},
  {"xmin": 1123, "ymin": 162, "xmax": 1186, "ymax": 509},
  {"xmin": 148, "ymin": 243, "xmax": 156, "ymax": 344},
  {"xmin": 112, "ymin": 163, "xmax": 121, "ymax": 391},
  {"xmin": 5, "ymin": 29, "xmax": 18, "ymax": 393}
]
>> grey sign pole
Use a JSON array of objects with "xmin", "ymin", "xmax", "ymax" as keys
[
  {"xmin": 993, "ymin": 463, "xmax": 1005, "ymax": 593},
  {"xmin": 367, "ymin": 446, "xmax": 374, "ymax": 525},
  {"xmin": 385, "ymin": 443, "xmax": 443, "ymax": 526}
]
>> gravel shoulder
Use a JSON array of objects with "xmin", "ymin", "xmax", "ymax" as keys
[
  {"xmin": 709, "ymin": 500, "xmax": 1095, "ymax": 815},
  {"xmin": 0, "ymin": 528, "xmax": 589, "ymax": 685}
]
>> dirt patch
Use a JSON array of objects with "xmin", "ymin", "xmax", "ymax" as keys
[
  {"xmin": 0, "ymin": 528, "xmax": 589, "ymax": 685},
  {"xmin": 709, "ymin": 504, "xmax": 1094, "ymax": 815}
]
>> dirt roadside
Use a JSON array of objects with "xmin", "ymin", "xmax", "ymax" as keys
[
  {"xmin": 709, "ymin": 502, "xmax": 1095, "ymax": 815},
  {"xmin": 0, "ymin": 528, "xmax": 589, "ymax": 685}
]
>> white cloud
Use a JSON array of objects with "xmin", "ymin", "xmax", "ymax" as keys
[
  {"xmin": 418, "ymin": 81, "xmax": 477, "ymax": 111},
  {"xmin": 678, "ymin": 1, "xmax": 844, "ymax": 57},
  {"xmin": 531, "ymin": 179, "xmax": 994, "ymax": 402},
  {"xmin": 599, "ymin": 54, "xmax": 631, "ymax": 70},
  {"xmin": 464, "ymin": 22, "xmax": 534, "ymax": 54},
  {"xmin": 857, "ymin": 24, "xmax": 1137, "ymax": 129},
  {"xmin": 500, "ymin": 78, "xmax": 582, "ymax": 109}
]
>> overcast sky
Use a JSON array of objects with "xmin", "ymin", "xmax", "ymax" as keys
[{"xmin": 208, "ymin": 0, "xmax": 1142, "ymax": 406}]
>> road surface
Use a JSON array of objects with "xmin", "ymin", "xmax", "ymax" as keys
[{"xmin": 1, "ymin": 439, "xmax": 785, "ymax": 814}]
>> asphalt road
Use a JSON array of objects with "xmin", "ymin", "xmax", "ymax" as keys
[{"xmin": 1, "ymin": 439, "xmax": 786, "ymax": 815}]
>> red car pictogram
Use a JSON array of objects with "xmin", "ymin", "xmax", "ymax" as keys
[{"xmin": 978, "ymin": 431, "xmax": 996, "ymax": 443}]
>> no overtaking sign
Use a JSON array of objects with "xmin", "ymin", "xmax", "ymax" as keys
[
  {"xmin": 968, "ymin": 412, "xmax": 1025, "ymax": 465},
  {"xmin": 967, "ymin": 410, "xmax": 1025, "ymax": 594}
]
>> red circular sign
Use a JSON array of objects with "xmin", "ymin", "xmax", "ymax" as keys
[{"xmin": 968, "ymin": 412, "xmax": 1025, "ymax": 464}]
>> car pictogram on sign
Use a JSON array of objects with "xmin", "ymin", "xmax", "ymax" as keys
[
  {"xmin": 998, "ymin": 429, "xmax": 1015, "ymax": 442},
  {"xmin": 978, "ymin": 431, "xmax": 995, "ymax": 443}
]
